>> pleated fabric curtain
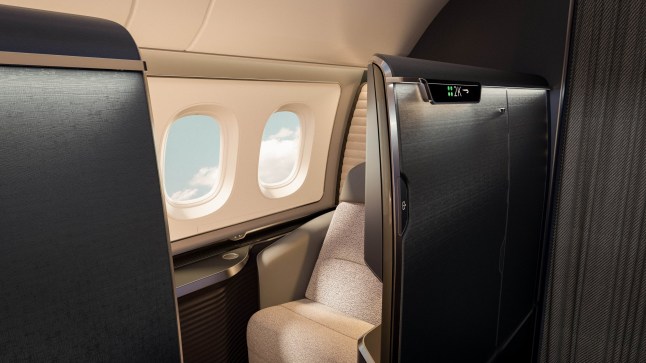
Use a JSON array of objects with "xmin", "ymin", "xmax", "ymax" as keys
[
  {"xmin": 540, "ymin": 0, "xmax": 646, "ymax": 362},
  {"xmin": 339, "ymin": 84, "xmax": 368, "ymax": 197}
]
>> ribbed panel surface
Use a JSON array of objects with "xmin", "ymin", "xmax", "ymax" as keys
[
  {"xmin": 178, "ymin": 249, "xmax": 261, "ymax": 363},
  {"xmin": 339, "ymin": 84, "xmax": 367, "ymax": 196},
  {"xmin": 540, "ymin": 1, "xmax": 646, "ymax": 362}
]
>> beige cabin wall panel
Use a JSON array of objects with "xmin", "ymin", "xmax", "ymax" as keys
[
  {"xmin": 0, "ymin": 0, "xmax": 133, "ymax": 25},
  {"xmin": 147, "ymin": 77, "xmax": 340, "ymax": 241},
  {"xmin": 189, "ymin": 0, "xmax": 449, "ymax": 66},
  {"xmin": 127, "ymin": 0, "xmax": 211, "ymax": 50}
]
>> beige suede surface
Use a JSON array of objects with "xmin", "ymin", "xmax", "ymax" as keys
[
  {"xmin": 248, "ymin": 192, "xmax": 383, "ymax": 362},
  {"xmin": 305, "ymin": 202, "xmax": 382, "ymax": 326},
  {"xmin": 247, "ymin": 299, "xmax": 374, "ymax": 363}
]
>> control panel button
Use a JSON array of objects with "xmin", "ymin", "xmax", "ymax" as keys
[{"xmin": 400, "ymin": 176, "xmax": 409, "ymax": 235}]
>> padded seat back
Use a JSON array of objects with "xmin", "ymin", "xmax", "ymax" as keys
[
  {"xmin": 0, "ymin": 6, "xmax": 180, "ymax": 362},
  {"xmin": 305, "ymin": 164, "xmax": 382, "ymax": 325}
]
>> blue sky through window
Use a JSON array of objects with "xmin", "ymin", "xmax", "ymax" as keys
[{"xmin": 164, "ymin": 115, "xmax": 221, "ymax": 202}]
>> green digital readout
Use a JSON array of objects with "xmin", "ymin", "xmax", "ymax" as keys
[{"xmin": 426, "ymin": 81, "xmax": 481, "ymax": 103}]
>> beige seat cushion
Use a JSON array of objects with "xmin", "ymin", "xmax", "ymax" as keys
[
  {"xmin": 247, "ymin": 299, "xmax": 374, "ymax": 363},
  {"xmin": 305, "ymin": 202, "xmax": 382, "ymax": 326}
]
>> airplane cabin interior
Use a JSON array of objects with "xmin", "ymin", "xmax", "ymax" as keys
[{"xmin": 0, "ymin": 1, "xmax": 644, "ymax": 362}]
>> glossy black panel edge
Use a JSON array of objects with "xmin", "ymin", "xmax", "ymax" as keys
[
  {"xmin": 367, "ymin": 63, "xmax": 397, "ymax": 362},
  {"xmin": 365, "ymin": 67, "xmax": 384, "ymax": 281},
  {"xmin": 377, "ymin": 54, "xmax": 548, "ymax": 89},
  {"xmin": 0, "ymin": 5, "xmax": 140, "ymax": 60}
]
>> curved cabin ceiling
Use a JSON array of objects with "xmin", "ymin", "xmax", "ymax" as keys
[{"xmin": 0, "ymin": 0, "xmax": 449, "ymax": 66}]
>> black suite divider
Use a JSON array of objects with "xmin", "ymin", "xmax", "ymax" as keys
[
  {"xmin": 0, "ymin": 5, "xmax": 181, "ymax": 362},
  {"xmin": 366, "ymin": 54, "xmax": 549, "ymax": 362}
]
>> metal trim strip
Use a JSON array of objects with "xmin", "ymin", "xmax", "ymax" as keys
[
  {"xmin": 373, "ymin": 55, "xmax": 405, "ymax": 362},
  {"xmin": 0, "ymin": 51, "xmax": 144, "ymax": 71}
]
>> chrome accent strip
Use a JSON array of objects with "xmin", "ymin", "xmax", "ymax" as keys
[
  {"xmin": 385, "ymin": 77, "xmax": 432, "ymax": 102},
  {"xmin": 372, "ymin": 55, "xmax": 404, "ymax": 361},
  {"xmin": 417, "ymin": 78, "xmax": 431, "ymax": 102},
  {"xmin": 373, "ymin": 57, "xmax": 403, "ymax": 238},
  {"xmin": 0, "ymin": 51, "xmax": 144, "ymax": 71},
  {"xmin": 386, "ymin": 83, "xmax": 402, "ymax": 236},
  {"xmin": 174, "ymin": 246, "xmax": 250, "ymax": 297},
  {"xmin": 385, "ymin": 77, "xmax": 422, "ymax": 84}
]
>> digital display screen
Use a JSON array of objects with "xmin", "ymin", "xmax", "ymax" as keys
[{"xmin": 426, "ymin": 81, "xmax": 481, "ymax": 103}]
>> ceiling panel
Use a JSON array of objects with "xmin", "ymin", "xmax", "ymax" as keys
[
  {"xmin": 0, "ymin": 0, "xmax": 132, "ymax": 25},
  {"xmin": 0, "ymin": 0, "xmax": 449, "ymax": 67},
  {"xmin": 188, "ymin": 0, "xmax": 449, "ymax": 66},
  {"xmin": 127, "ymin": 0, "xmax": 211, "ymax": 50}
]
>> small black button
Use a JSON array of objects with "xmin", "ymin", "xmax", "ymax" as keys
[{"xmin": 400, "ymin": 176, "xmax": 409, "ymax": 235}]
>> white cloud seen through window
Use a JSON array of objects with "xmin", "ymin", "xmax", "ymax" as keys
[
  {"xmin": 259, "ymin": 111, "xmax": 302, "ymax": 186},
  {"xmin": 164, "ymin": 115, "xmax": 221, "ymax": 203}
]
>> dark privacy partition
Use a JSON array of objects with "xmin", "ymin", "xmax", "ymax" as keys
[
  {"xmin": 0, "ymin": 5, "xmax": 181, "ymax": 362},
  {"xmin": 366, "ymin": 55, "xmax": 549, "ymax": 361}
]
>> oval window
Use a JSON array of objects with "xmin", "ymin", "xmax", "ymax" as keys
[
  {"xmin": 163, "ymin": 115, "xmax": 222, "ymax": 204},
  {"xmin": 258, "ymin": 111, "xmax": 302, "ymax": 187}
]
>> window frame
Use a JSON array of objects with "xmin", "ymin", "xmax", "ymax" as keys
[{"xmin": 160, "ymin": 104, "xmax": 238, "ymax": 221}]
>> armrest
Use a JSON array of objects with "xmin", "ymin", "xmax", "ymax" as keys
[{"xmin": 256, "ymin": 211, "xmax": 334, "ymax": 309}]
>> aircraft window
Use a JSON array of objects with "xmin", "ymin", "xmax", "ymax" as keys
[
  {"xmin": 163, "ymin": 115, "xmax": 222, "ymax": 204},
  {"xmin": 258, "ymin": 111, "xmax": 302, "ymax": 188}
]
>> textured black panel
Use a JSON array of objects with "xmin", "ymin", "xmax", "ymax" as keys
[
  {"xmin": 540, "ymin": 0, "xmax": 646, "ymax": 362},
  {"xmin": 397, "ymin": 85, "xmax": 509, "ymax": 361},
  {"xmin": 408, "ymin": 0, "xmax": 571, "ymax": 128},
  {"xmin": 377, "ymin": 54, "xmax": 548, "ymax": 89},
  {"xmin": 0, "ymin": 67, "xmax": 180, "ymax": 362},
  {"xmin": 0, "ymin": 5, "xmax": 140, "ymax": 60},
  {"xmin": 178, "ymin": 243, "xmax": 266, "ymax": 363},
  {"xmin": 498, "ymin": 89, "xmax": 549, "ymax": 341}
]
